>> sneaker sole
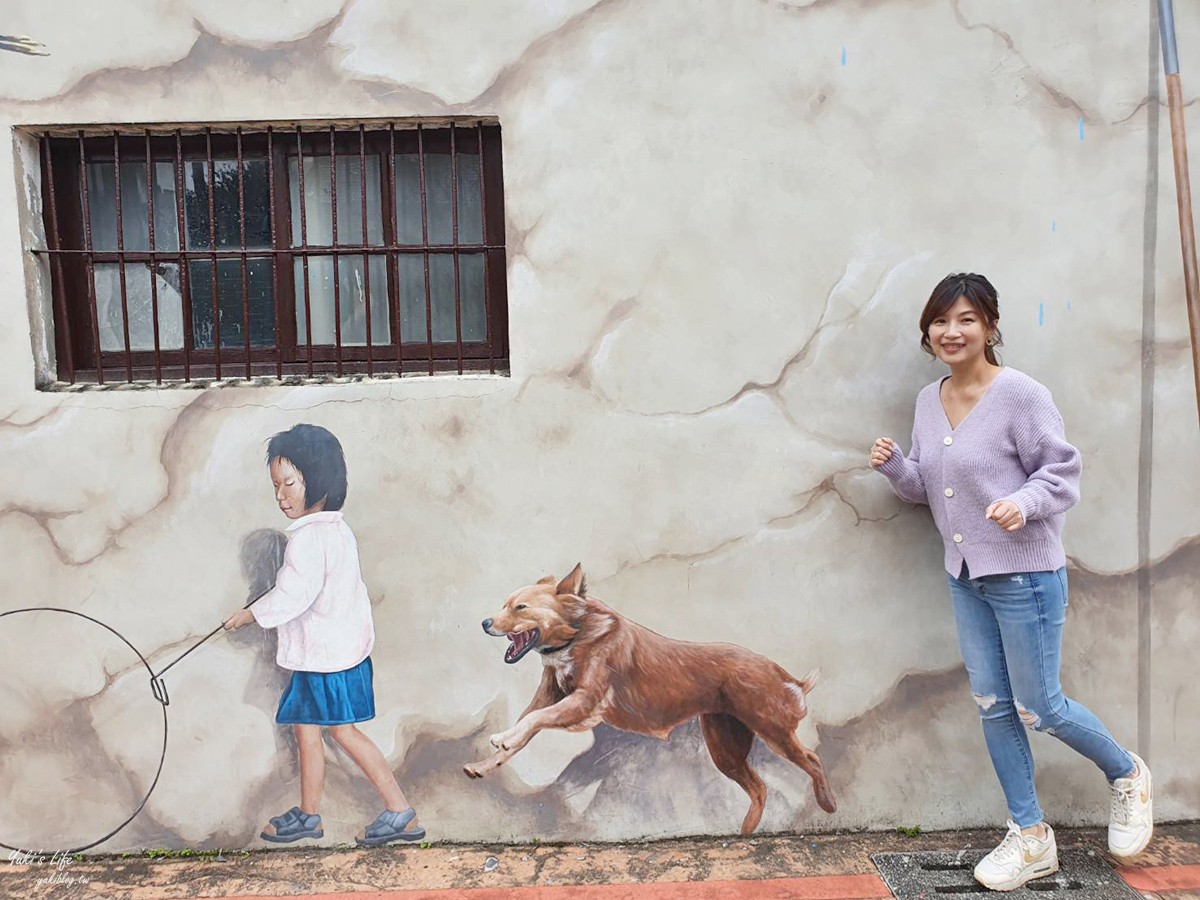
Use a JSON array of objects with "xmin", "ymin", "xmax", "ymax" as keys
[
  {"xmin": 1109, "ymin": 818, "xmax": 1153, "ymax": 858},
  {"xmin": 975, "ymin": 859, "xmax": 1059, "ymax": 892}
]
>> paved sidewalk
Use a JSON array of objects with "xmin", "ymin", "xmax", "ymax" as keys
[{"xmin": 4, "ymin": 822, "xmax": 1199, "ymax": 900}]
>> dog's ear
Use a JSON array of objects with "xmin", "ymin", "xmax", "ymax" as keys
[
  {"xmin": 536, "ymin": 575, "xmax": 556, "ymax": 585},
  {"xmin": 556, "ymin": 563, "xmax": 586, "ymax": 597}
]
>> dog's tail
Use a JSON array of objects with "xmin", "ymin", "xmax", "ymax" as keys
[{"xmin": 795, "ymin": 667, "xmax": 821, "ymax": 695}]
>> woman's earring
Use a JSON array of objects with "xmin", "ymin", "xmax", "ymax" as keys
[{"xmin": 986, "ymin": 336, "xmax": 997, "ymax": 346}]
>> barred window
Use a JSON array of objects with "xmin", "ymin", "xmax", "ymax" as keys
[{"xmin": 35, "ymin": 121, "xmax": 509, "ymax": 385}]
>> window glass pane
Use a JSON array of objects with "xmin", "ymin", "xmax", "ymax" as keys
[
  {"xmin": 408, "ymin": 254, "xmax": 485, "ymax": 344},
  {"xmin": 288, "ymin": 155, "xmax": 382, "ymax": 247},
  {"xmin": 456, "ymin": 151, "xmax": 483, "ymax": 244},
  {"xmin": 423, "ymin": 153, "xmax": 453, "ymax": 244},
  {"xmin": 85, "ymin": 162, "xmax": 180, "ymax": 252},
  {"xmin": 428, "ymin": 254, "xmax": 463, "ymax": 343},
  {"xmin": 188, "ymin": 257, "xmax": 275, "ymax": 349},
  {"xmin": 395, "ymin": 153, "xmax": 423, "ymax": 245},
  {"xmin": 394, "ymin": 147, "xmax": 482, "ymax": 245},
  {"xmin": 293, "ymin": 255, "xmax": 389, "ymax": 346},
  {"xmin": 398, "ymin": 255, "xmax": 427, "ymax": 343},
  {"xmin": 459, "ymin": 252, "xmax": 487, "ymax": 341},
  {"xmin": 184, "ymin": 159, "xmax": 271, "ymax": 251},
  {"xmin": 94, "ymin": 262, "xmax": 184, "ymax": 351}
]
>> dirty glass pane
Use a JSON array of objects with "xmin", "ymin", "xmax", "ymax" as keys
[
  {"xmin": 457, "ymin": 253, "xmax": 486, "ymax": 340},
  {"xmin": 455, "ymin": 151, "xmax": 483, "ymax": 244},
  {"xmin": 293, "ymin": 256, "xmax": 390, "ymax": 346},
  {"xmin": 85, "ymin": 162, "xmax": 180, "ymax": 252},
  {"xmin": 288, "ymin": 155, "xmax": 383, "ymax": 247},
  {"xmin": 397, "ymin": 254, "xmax": 484, "ymax": 344},
  {"xmin": 183, "ymin": 159, "xmax": 271, "ymax": 250},
  {"xmin": 395, "ymin": 149, "xmax": 482, "ymax": 245},
  {"xmin": 398, "ymin": 255, "xmax": 426, "ymax": 342},
  {"xmin": 188, "ymin": 257, "xmax": 275, "ymax": 349},
  {"xmin": 94, "ymin": 262, "xmax": 184, "ymax": 351}
]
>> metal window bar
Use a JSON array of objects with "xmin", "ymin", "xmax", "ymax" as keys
[
  {"xmin": 388, "ymin": 123, "xmax": 403, "ymax": 375},
  {"xmin": 144, "ymin": 130, "xmax": 162, "ymax": 383},
  {"xmin": 329, "ymin": 125, "xmax": 344, "ymax": 376},
  {"xmin": 204, "ymin": 127, "xmax": 221, "ymax": 379},
  {"xmin": 112, "ymin": 132, "xmax": 134, "ymax": 381},
  {"xmin": 417, "ymin": 124, "xmax": 434, "ymax": 375},
  {"xmin": 296, "ymin": 125, "xmax": 314, "ymax": 376},
  {"xmin": 237, "ymin": 127, "xmax": 251, "ymax": 380},
  {"xmin": 77, "ymin": 131, "xmax": 104, "ymax": 385},
  {"xmin": 36, "ymin": 123, "xmax": 507, "ymax": 384},
  {"xmin": 174, "ymin": 130, "xmax": 193, "ymax": 382},
  {"xmin": 478, "ymin": 125, "xmax": 493, "ymax": 374},
  {"xmin": 358, "ymin": 124, "xmax": 373, "ymax": 377},
  {"xmin": 267, "ymin": 126, "xmax": 282, "ymax": 380},
  {"xmin": 41, "ymin": 134, "xmax": 74, "ymax": 383},
  {"xmin": 450, "ymin": 123, "xmax": 463, "ymax": 374}
]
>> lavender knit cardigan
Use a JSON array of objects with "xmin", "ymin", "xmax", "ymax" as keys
[{"xmin": 876, "ymin": 367, "xmax": 1082, "ymax": 578}]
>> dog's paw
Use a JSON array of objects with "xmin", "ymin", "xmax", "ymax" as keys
[
  {"xmin": 463, "ymin": 762, "xmax": 486, "ymax": 779},
  {"xmin": 490, "ymin": 730, "xmax": 520, "ymax": 751}
]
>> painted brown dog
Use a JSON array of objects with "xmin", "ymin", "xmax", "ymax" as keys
[{"xmin": 463, "ymin": 564, "xmax": 836, "ymax": 833}]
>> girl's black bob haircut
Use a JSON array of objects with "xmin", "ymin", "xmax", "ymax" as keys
[{"xmin": 266, "ymin": 424, "xmax": 348, "ymax": 512}]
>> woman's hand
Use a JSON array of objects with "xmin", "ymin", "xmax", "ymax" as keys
[
  {"xmin": 985, "ymin": 500, "xmax": 1025, "ymax": 532},
  {"xmin": 869, "ymin": 437, "xmax": 896, "ymax": 468},
  {"xmin": 223, "ymin": 608, "xmax": 255, "ymax": 630}
]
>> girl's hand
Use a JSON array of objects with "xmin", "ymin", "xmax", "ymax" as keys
[
  {"xmin": 869, "ymin": 437, "xmax": 896, "ymax": 468},
  {"xmin": 985, "ymin": 500, "xmax": 1025, "ymax": 532},
  {"xmin": 223, "ymin": 608, "xmax": 255, "ymax": 630}
]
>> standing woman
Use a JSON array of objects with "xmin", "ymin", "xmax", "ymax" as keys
[{"xmin": 870, "ymin": 273, "xmax": 1152, "ymax": 892}]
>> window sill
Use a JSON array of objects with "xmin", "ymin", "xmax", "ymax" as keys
[{"xmin": 39, "ymin": 366, "xmax": 511, "ymax": 392}]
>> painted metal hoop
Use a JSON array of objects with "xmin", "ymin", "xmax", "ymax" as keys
[{"xmin": 0, "ymin": 607, "xmax": 168, "ymax": 855}]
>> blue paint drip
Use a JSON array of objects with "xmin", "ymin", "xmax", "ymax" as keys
[
  {"xmin": 1067, "ymin": 300, "xmax": 1072, "ymax": 310},
  {"xmin": 841, "ymin": 46, "xmax": 847, "ymax": 66},
  {"xmin": 1079, "ymin": 117, "xmax": 1085, "ymax": 141},
  {"xmin": 1052, "ymin": 220, "xmax": 1056, "ymax": 232},
  {"xmin": 1039, "ymin": 302, "xmax": 1045, "ymax": 325}
]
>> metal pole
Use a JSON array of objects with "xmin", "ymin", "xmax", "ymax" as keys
[{"xmin": 1158, "ymin": 0, "xmax": 1200, "ymax": 426}]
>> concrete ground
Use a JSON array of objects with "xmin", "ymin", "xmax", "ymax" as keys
[{"xmin": 4, "ymin": 822, "xmax": 1199, "ymax": 900}]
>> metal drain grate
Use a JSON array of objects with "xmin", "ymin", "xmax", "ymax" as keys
[{"xmin": 871, "ymin": 850, "xmax": 1139, "ymax": 900}]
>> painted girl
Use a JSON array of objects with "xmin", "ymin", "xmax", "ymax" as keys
[{"xmin": 223, "ymin": 424, "xmax": 424, "ymax": 847}]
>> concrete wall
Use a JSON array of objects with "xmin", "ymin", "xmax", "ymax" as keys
[{"xmin": 0, "ymin": 0, "xmax": 1197, "ymax": 852}]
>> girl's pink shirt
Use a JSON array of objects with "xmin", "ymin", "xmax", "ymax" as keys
[{"xmin": 250, "ymin": 510, "xmax": 375, "ymax": 673}]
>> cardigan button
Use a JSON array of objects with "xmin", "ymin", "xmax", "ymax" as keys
[
  {"xmin": 953, "ymin": 533, "xmax": 964, "ymax": 543},
  {"xmin": 944, "ymin": 487, "xmax": 954, "ymax": 497},
  {"xmin": 944, "ymin": 436, "xmax": 954, "ymax": 446}
]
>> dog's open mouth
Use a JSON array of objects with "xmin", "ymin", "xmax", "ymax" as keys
[{"xmin": 504, "ymin": 628, "xmax": 540, "ymax": 664}]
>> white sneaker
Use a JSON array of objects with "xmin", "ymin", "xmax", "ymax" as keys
[
  {"xmin": 1109, "ymin": 752, "xmax": 1153, "ymax": 858},
  {"xmin": 973, "ymin": 821, "xmax": 1059, "ymax": 892}
]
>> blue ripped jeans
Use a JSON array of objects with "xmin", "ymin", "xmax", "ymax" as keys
[{"xmin": 948, "ymin": 565, "xmax": 1135, "ymax": 827}]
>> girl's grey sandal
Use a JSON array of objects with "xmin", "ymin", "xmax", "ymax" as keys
[
  {"xmin": 356, "ymin": 807, "xmax": 425, "ymax": 847},
  {"xmin": 261, "ymin": 806, "xmax": 323, "ymax": 843}
]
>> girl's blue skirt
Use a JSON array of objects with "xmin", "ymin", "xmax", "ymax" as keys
[{"xmin": 276, "ymin": 656, "xmax": 375, "ymax": 726}]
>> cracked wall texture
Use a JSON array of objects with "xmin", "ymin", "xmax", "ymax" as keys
[{"xmin": 1, "ymin": 0, "xmax": 1198, "ymax": 852}]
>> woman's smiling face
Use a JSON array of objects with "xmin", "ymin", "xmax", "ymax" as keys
[{"xmin": 926, "ymin": 295, "xmax": 995, "ymax": 366}]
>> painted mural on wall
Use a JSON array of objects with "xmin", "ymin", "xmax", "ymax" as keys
[
  {"xmin": 464, "ymin": 564, "xmax": 837, "ymax": 834},
  {"xmin": 0, "ymin": 423, "xmax": 836, "ymax": 853},
  {"xmin": 3, "ymin": 0, "xmax": 1199, "ymax": 856}
]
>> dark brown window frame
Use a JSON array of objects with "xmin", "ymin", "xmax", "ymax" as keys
[{"xmin": 33, "ymin": 119, "xmax": 509, "ymax": 386}]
